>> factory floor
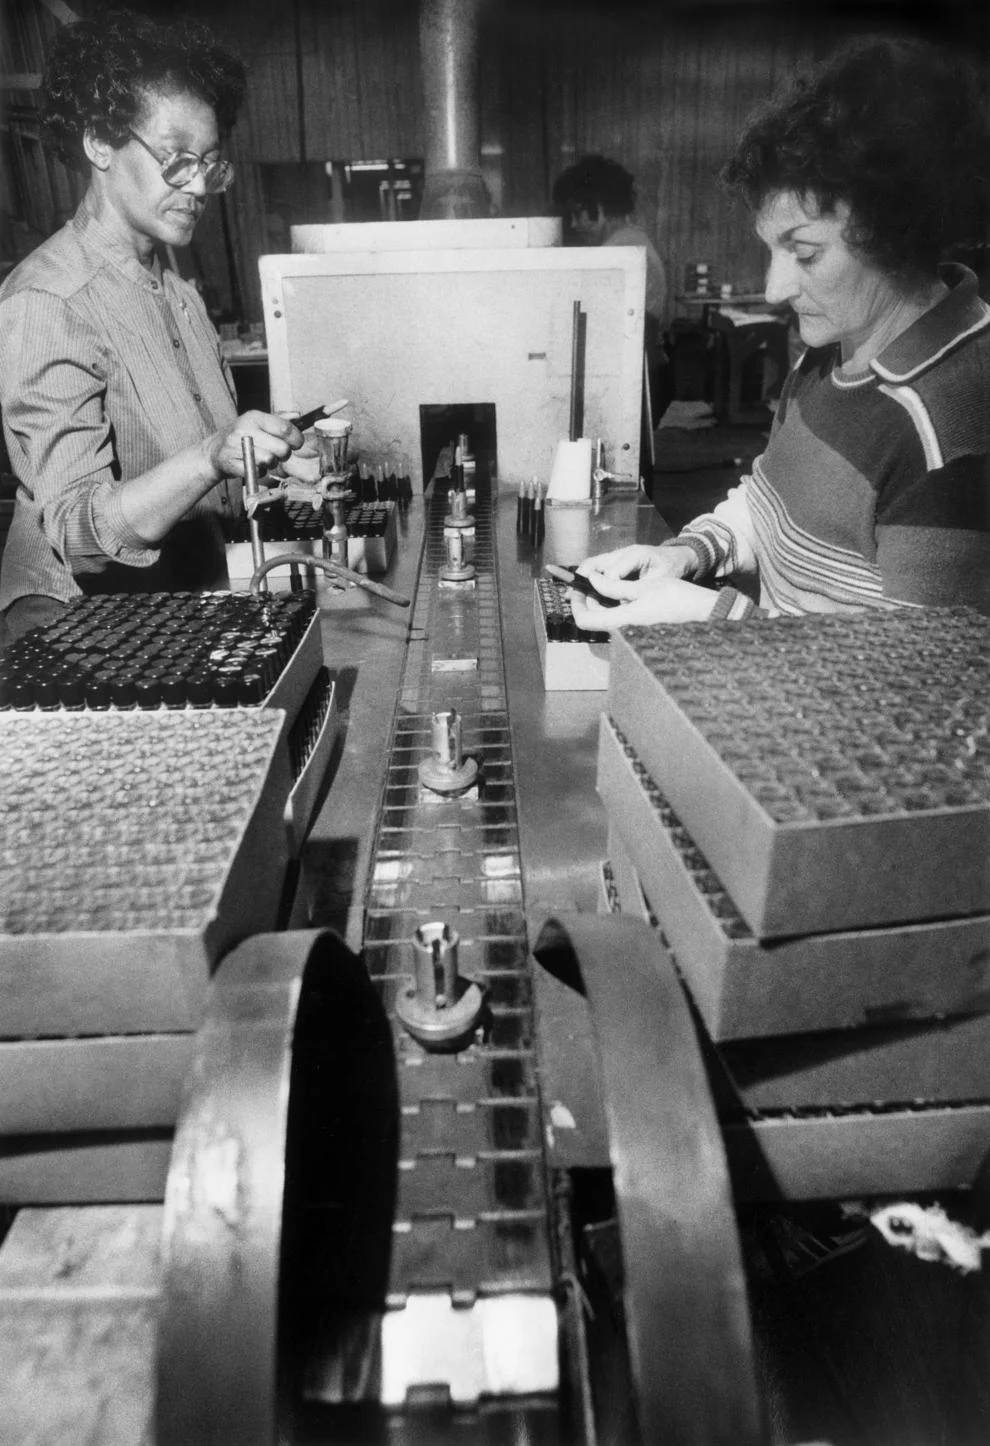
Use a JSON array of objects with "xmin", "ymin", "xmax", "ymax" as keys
[{"xmin": 741, "ymin": 1198, "xmax": 990, "ymax": 1446}]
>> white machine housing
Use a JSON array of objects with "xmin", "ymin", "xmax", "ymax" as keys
[
  {"xmin": 260, "ymin": 232, "xmax": 646, "ymax": 491},
  {"xmin": 291, "ymin": 216, "xmax": 562, "ymax": 252}
]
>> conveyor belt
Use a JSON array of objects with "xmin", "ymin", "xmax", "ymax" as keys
[{"xmin": 314, "ymin": 478, "xmax": 560, "ymax": 1427}]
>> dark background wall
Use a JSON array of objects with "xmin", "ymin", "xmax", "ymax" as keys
[{"xmin": 3, "ymin": 0, "xmax": 988, "ymax": 323}]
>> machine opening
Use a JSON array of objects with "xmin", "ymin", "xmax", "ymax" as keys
[{"xmin": 419, "ymin": 403, "xmax": 497, "ymax": 491}]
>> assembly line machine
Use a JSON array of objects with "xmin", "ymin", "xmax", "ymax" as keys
[{"xmin": 1, "ymin": 231, "xmax": 988, "ymax": 1444}]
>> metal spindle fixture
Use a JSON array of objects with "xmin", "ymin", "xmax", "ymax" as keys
[
  {"xmin": 418, "ymin": 707, "xmax": 478, "ymax": 794},
  {"xmin": 395, "ymin": 920, "xmax": 486, "ymax": 1048},
  {"xmin": 439, "ymin": 525, "xmax": 475, "ymax": 582}
]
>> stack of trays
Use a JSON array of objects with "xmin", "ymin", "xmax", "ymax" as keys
[
  {"xmin": 0, "ymin": 590, "xmax": 336, "ymax": 854},
  {"xmin": 0, "ymin": 709, "xmax": 291, "ymax": 1202},
  {"xmin": 598, "ymin": 608, "xmax": 990, "ymax": 1198}
]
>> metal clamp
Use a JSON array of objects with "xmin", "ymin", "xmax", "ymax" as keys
[
  {"xmin": 439, "ymin": 527, "xmax": 475, "ymax": 582},
  {"xmin": 445, "ymin": 488, "xmax": 473, "ymax": 530}
]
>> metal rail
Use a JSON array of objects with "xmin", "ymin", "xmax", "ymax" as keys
[{"xmin": 329, "ymin": 474, "xmax": 560, "ymax": 1429}]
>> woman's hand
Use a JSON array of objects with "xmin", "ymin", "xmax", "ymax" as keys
[
  {"xmin": 117, "ymin": 412, "xmax": 319, "ymax": 546},
  {"xmin": 201, "ymin": 411, "xmax": 317, "ymax": 483},
  {"xmin": 566, "ymin": 541, "xmax": 711, "ymax": 627},
  {"xmin": 569, "ymin": 575, "xmax": 719, "ymax": 630},
  {"xmin": 576, "ymin": 542, "xmax": 698, "ymax": 584}
]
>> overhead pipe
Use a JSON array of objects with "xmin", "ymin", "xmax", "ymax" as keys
[{"xmin": 418, "ymin": 0, "xmax": 489, "ymax": 219}]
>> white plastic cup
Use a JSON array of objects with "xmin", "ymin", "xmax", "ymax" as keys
[{"xmin": 314, "ymin": 417, "xmax": 352, "ymax": 474}]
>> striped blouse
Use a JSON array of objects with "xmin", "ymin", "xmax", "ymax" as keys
[
  {"xmin": 0, "ymin": 196, "xmax": 240, "ymax": 612},
  {"xmin": 673, "ymin": 265, "xmax": 990, "ymax": 620}
]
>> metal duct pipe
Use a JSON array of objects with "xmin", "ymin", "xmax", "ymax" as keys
[{"xmin": 418, "ymin": 0, "xmax": 489, "ymax": 219}]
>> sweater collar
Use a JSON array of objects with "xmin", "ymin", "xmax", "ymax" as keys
[{"xmin": 870, "ymin": 264, "xmax": 990, "ymax": 384}]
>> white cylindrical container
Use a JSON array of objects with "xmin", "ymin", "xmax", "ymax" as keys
[
  {"xmin": 314, "ymin": 417, "xmax": 352, "ymax": 475},
  {"xmin": 546, "ymin": 437, "xmax": 592, "ymax": 505}
]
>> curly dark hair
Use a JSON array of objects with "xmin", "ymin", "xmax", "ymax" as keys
[
  {"xmin": 43, "ymin": 7, "xmax": 246, "ymax": 171},
  {"xmin": 721, "ymin": 36, "xmax": 990, "ymax": 278},
  {"xmin": 552, "ymin": 155, "xmax": 637, "ymax": 220}
]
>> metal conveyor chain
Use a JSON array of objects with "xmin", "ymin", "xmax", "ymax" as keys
[{"xmin": 358, "ymin": 477, "xmax": 560, "ymax": 1427}]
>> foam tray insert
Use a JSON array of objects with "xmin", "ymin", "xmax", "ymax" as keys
[{"xmin": 0, "ymin": 709, "xmax": 290, "ymax": 1037}]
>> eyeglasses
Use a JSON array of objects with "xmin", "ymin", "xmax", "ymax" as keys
[{"xmin": 127, "ymin": 129, "xmax": 235, "ymax": 194}]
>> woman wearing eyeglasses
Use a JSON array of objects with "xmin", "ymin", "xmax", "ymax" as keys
[{"xmin": 0, "ymin": 8, "xmax": 316, "ymax": 641}]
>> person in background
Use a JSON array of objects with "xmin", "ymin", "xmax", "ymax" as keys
[
  {"xmin": 0, "ymin": 8, "xmax": 317, "ymax": 644},
  {"xmin": 570, "ymin": 37, "xmax": 990, "ymax": 630},
  {"xmin": 553, "ymin": 153, "xmax": 671, "ymax": 423}
]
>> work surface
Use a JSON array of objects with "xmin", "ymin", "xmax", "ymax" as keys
[
  {"xmin": 304, "ymin": 483, "xmax": 667, "ymax": 942},
  {"xmin": 0, "ymin": 481, "xmax": 666, "ymax": 1443},
  {"xmin": 3, "ymin": 482, "xmax": 987, "ymax": 1445}
]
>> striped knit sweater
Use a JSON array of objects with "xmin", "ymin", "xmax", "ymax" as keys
[
  {"xmin": 0, "ymin": 195, "xmax": 239, "ymax": 611},
  {"xmin": 675, "ymin": 265, "xmax": 990, "ymax": 620}
]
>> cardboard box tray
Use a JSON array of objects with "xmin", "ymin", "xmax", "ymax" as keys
[
  {"xmin": 0, "ymin": 710, "xmax": 292, "ymax": 1039},
  {"xmin": 608, "ymin": 611, "xmax": 990, "ymax": 938},
  {"xmin": 597, "ymin": 713, "xmax": 990, "ymax": 1041}
]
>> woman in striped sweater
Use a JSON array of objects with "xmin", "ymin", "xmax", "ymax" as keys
[{"xmin": 571, "ymin": 36, "xmax": 990, "ymax": 629}]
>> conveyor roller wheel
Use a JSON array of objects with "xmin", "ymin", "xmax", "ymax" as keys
[
  {"xmin": 155, "ymin": 928, "xmax": 397, "ymax": 1445},
  {"xmin": 534, "ymin": 913, "xmax": 763, "ymax": 1446}
]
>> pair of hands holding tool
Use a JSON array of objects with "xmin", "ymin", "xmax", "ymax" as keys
[
  {"xmin": 206, "ymin": 399, "xmax": 352, "ymax": 489},
  {"xmin": 563, "ymin": 544, "xmax": 721, "ymax": 630},
  {"xmin": 205, "ymin": 410, "xmax": 321, "ymax": 487}
]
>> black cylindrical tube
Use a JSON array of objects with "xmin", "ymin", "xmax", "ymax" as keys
[
  {"xmin": 84, "ymin": 676, "xmax": 110, "ymax": 710},
  {"xmin": 135, "ymin": 677, "xmax": 163, "ymax": 709},
  {"xmin": 186, "ymin": 672, "xmax": 213, "ymax": 708},
  {"xmin": 160, "ymin": 673, "xmax": 188, "ymax": 709},
  {"xmin": 57, "ymin": 675, "xmax": 86, "ymax": 709},
  {"xmin": 532, "ymin": 487, "xmax": 545, "ymax": 549},
  {"xmin": 110, "ymin": 675, "xmax": 138, "ymax": 709}
]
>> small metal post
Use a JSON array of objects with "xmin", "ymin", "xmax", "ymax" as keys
[
  {"xmin": 241, "ymin": 436, "xmax": 268, "ymax": 592},
  {"xmin": 432, "ymin": 709, "xmax": 462, "ymax": 770},
  {"xmin": 412, "ymin": 921, "xmax": 459, "ymax": 1009}
]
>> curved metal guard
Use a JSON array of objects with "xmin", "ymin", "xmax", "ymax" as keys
[
  {"xmin": 533, "ymin": 912, "xmax": 762, "ymax": 1446},
  {"xmin": 155, "ymin": 928, "xmax": 397, "ymax": 1445}
]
